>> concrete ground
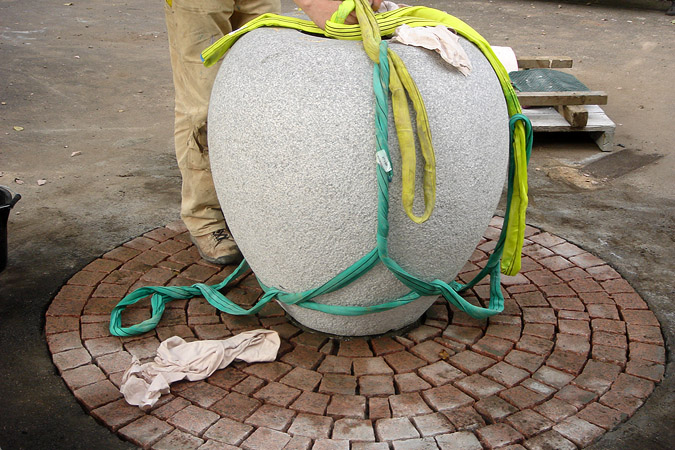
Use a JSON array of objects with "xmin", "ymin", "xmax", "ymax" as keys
[{"xmin": 0, "ymin": 0, "xmax": 672, "ymax": 448}]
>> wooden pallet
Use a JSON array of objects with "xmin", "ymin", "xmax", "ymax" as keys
[
  {"xmin": 513, "ymin": 57, "xmax": 616, "ymax": 151},
  {"xmin": 521, "ymin": 105, "xmax": 616, "ymax": 152}
]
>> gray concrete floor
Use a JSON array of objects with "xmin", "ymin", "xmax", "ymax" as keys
[{"xmin": 0, "ymin": 0, "xmax": 672, "ymax": 448}]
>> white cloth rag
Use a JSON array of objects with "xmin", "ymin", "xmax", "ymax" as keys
[
  {"xmin": 378, "ymin": 1, "xmax": 405, "ymax": 12},
  {"xmin": 120, "ymin": 329, "xmax": 280, "ymax": 408},
  {"xmin": 390, "ymin": 24, "xmax": 472, "ymax": 76},
  {"xmin": 491, "ymin": 46, "xmax": 519, "ymax": 73}
]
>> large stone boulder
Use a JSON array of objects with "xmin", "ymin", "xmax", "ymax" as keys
[{"xmin": 208, "ymin": 27, "xmax": 509, "ymax": 336}]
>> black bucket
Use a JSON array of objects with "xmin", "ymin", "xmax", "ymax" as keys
[{"xmin": 1, "ymin": 185, "xmax": 21, "ymax": 273}]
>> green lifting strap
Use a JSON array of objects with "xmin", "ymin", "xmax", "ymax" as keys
[{"xmin": 109, "ymin": 2, "xmax": 533, "ymax": 337}]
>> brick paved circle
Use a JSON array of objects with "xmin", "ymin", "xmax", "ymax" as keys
[{"xmin": 46, "ymin": 217, "xmax": 666, "ymax": 449}]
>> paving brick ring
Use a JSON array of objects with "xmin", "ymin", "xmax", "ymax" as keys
[{"xmin": 46, "ymin": 217, "xmax": 665, "ymax": 449}]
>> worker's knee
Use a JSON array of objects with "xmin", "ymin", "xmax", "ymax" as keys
[{"xmin": 184, "ymin": 120, "xmax": 212, "ymax": 171}]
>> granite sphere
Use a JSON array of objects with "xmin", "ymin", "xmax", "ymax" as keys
[{"xmin": 208, "ymin": 28, "xmax": 509, "ymax": 335}]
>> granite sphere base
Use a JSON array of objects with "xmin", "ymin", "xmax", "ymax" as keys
[
  {"xmin": 46, "ymin": 218, "xmax": 666, "ymax": 449},
  {"xmin": 207, "ymin": 28, "xmax": 509, "ymax": 335}
]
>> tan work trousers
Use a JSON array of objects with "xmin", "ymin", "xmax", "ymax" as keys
[{"xmin": 164, "ymin": 0, "xmax": 280, "ymax": 236}]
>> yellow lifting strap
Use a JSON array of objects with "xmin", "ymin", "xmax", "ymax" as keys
[
  {"xmin": 200, "ymin": 5, "xmax": 529, "ymax": 276},
  {"xmin": 347, "ymin": 0, "xmax": 436, "ymax": 224}
]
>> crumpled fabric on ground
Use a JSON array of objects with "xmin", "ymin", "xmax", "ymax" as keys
[
  {"xmin": 391, "ymin": 24, "xmax": 472, "ymax": 76},
  {"xmin": 120, "ymin": 329, "xmax": 280, "ymax": 408}
]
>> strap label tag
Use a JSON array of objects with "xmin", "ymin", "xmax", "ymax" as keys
[{"xmin": 376, "ymin": 150, "xmax": 392, "ymax": 173}]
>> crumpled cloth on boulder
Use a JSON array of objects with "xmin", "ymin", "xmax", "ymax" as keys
[
  {"xmin": 120, "ymin": 329, "xmax": 280, "ymax": 408},
  {"xmin": 378, "ymin": 0, "xmax": 405, "ymax": 12},
  {"xmin": 391, "ymin": 24, "xmax": 472, "ymax": 76}
]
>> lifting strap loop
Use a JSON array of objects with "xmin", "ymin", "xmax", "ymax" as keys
[
  {"xmin": 387, "ymin": 50, "xmax": 436, "ymax": 223},
  {"xmin": 335, "ymin": 0, "xmax": 437, "ymax": 224}
]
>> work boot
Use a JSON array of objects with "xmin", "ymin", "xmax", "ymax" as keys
[{"xmin": 190, "ymin": 229, "xmax": 242, "ymax": 265}]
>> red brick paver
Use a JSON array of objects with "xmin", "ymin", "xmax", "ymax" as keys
[{"xmin": 45, "ymin": 222, "xmax": 664, "ymax": 449}]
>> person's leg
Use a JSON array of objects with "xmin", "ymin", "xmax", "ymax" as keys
[
  {"xmin": 165, "ymin": 0, "xmax": 241, "ymax": 264},
  {"xmin": 231, "ymin": 0, "xmax": 281, "ymax": 29}
]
